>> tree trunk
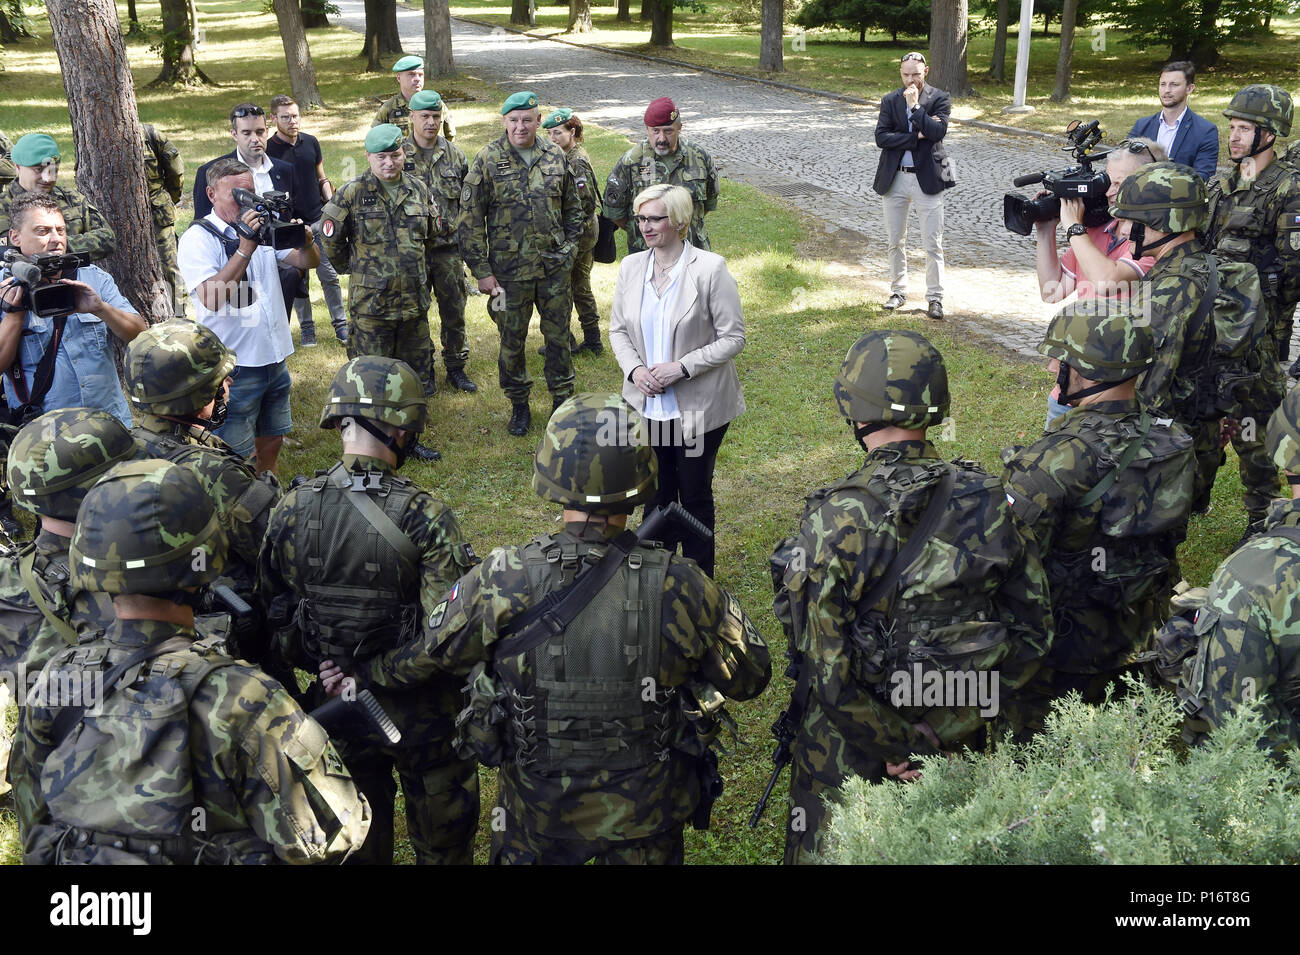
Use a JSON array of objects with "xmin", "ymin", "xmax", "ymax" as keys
[
  {"xmin": 511, "ymin": 0, "xmax": 532, "ymax": 25},
  {"xmin": 1188, "ymin": 0, "xmax": 1221, "ymax": 67},
  {"xmin": 988, "ymin": 0, "xmax": 1008, "ymax": 80},
  {"xmin": 759, "ymin": 0, "xmax": 783, "ymax": 71},
  {"xmin": 650, "ymin": 0, "xmax": 673, "ymax": 46},
  {"xmin": 569, "ymin": 0, "xmax": 593, "ymax": 32},
  {"xmin": 425, "ymin": 0, "xmax": 455, "ymax": 75},
  {"xmin": 379, "ymin": 0, "xmax": 402, "ymax": 53},
  {"xmin": 1042, "ymin": 12, "xmax": 1050, "ymax": 36},
  {"xmin": 1049, "ymin": 0, "xmax": 1077, "ymax": 102},
  {"xmin": 272, "ymin": 0, "xmax": 325, "ymax": 108},
  {"xmin": 301, "ymin": 0, "xmax": 331, "ymax": 29},
  {"xmin": 928, "ymin": 0, "xmax": 974, "ymax": 97},
  {"xmin": 151, "ymin": 0, "xmax": 214, "ymax": 86},
  {"xmin": 616, "ymin": 0, "xmax": 631, "ymax": 22},
  {"xmin": 47, "ymin": 0, "xmax": 171, "ymax": 330},
  {"xmin": 641, "ymin": 0, "xmax": 653, "ymax": 22},
  {"xmin": 361, "ymin": 0, "xmax": 383, "ymax": 69},
  {"xmin": 125, "ymin": 0, "xmax": 144, "ymax": 37}
]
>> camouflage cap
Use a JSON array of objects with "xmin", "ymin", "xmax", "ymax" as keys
[
  {"xmin": 833, "ymin": 329, "xmax": 949, "ymax": 429},
  {"xmin": 69, "ymin": 458, "xmax": 227, "ymax": 595},
  {"xmin": 125, "ymin": 320, "xmax": 237, "ymax": 417},
  {"xmin": 533, "ymin": 394, "xmax": 658, "ymax": 514},
  {"xmin": 1223, "ymin": 84, "xmax": 1293, "ymax": 137},
  {"xmin": 1039, "ymin": 300, "xmax": 1154, "ymax": 381},
  {"xmin": 6, "ymin": 408, "xmax": 138, "ymax": 520},
  {"xmin": 319, "ymin": 356, "xmax": 427, "ymax": 432},
  {"xmin": 1109, "ymin": 161, "xmax": 1208, "ymax": 232},
  {"xmin": 1266, "ymin": 386, "xmax": 1300, "ymax": 473}
]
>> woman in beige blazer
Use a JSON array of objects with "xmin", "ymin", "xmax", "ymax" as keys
[{"xmin": 608, "ymin": 184, "xmax": 745, "ymax": 576}]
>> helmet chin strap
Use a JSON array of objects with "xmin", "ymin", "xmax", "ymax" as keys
[
  {"xmin": 1232, "ymin": 127, "xmax": 1275, "ymax": 164},
  {"xmin": 1056, "ymin": 362, "xmax": 1136, "ymax": 406},
  {"xmin": 168, "ymin": 382, "xmax": 228, "ymax": 432},
  {"xmin": 354, "ymin": 415, "xmax": 414, "ymax": 469},
  {"xmin": 1127, "ymin": 221, "xmax": 1178, "ymax": 259},
  {"xmin": 849, "ymin": 419, "xmax": 885, "ymax": 453}
]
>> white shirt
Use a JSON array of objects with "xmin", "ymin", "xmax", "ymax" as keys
[
  {"xmin": 177, "ymin": 211, "xmax": 294, "ymax": 368},
  {"xmin": 1156, "ymin": 107, "xmax": 1187, "ymax": 158},
  {"xmin": 240, "ymin": 150, "xmax": 276, "ymax": 195},
  {"xmin": 638, "ymin": 244, "xmax": 691, "ymax": 421}
]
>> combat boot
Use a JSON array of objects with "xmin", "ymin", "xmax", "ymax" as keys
[
  {"xmin": 447, "ymin": 369, "xmax": 478, "ymax": 393},
  {"xmin": 1236, "ymin": 512, "xmax": 1268, "ymax": 549},
  {"xmin": 508, "ymin": 403, "xmax": 532, "ymax": 436},
  {"xmin": 573, "ymin": 333, "xmax": 604, "ymax": 357},
  {"xmin": 424, "ymin": 376, "xmax": 437, "ymax": 398}
]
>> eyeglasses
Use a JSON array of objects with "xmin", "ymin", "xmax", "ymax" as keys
[
  {"xmin": 634, "ymin": 214, "xmax": 670, "ymax": 225},
  {"xmin": 1117, "ymin": 139, "xmax": 1157, "ymax": 163},
  {"xmin": 231, "ymin": 106, "xmax": 265, "ymax": 119},
  {"xmin": 902, "ymin": 52, "xmax": 926, "ymax": 64}
]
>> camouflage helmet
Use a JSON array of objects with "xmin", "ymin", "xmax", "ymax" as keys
[
  {"xmin": 834, "ymin": 330, "xmax": 948, "ymax": 429},
  {"xmin": 1109, "ymin": 161, "xmax": 1208, "ymax": 233},
  {"xmin": 1039, "ymin": 300, "xmax": 1154, "ymax": 381},
  {"xmin": 5, "ymin": 408, "xmax": 138, "ymax": 520},
  {"xmin": 532, "ymin": 393, "xmax": 658, "ymax": 514},
  {"xmin": 125, "ymin": 320, "xmax": 236, "ymax": 416},
  {"xmin": 1265, "ymin": 386, "xmax": 1300, "ymax": 473},
  {"xmin": 69, "ymin": 458, "xmax": 226, "ymax": 595},
  {"xmin": 319, "ymin": 356, "xmax": 427, "ymax": 432},
  {"xmin": 1222, "ymin": 84, "xmax": 1293, "ymax": 137}
]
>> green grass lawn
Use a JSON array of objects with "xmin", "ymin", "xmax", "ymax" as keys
[
  {"xmin": 449, "ymin": 0, "xmax": 1300, "ymax": 142},
  {"xmin": 0, "ymin": 1, "xmax": 1266, "ymax": 865}
]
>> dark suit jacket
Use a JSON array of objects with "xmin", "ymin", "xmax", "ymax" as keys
[
  {"xmin": 192, "ymin": 150, "xmax": 301, "ymax": 219},
  {"xmin": 1127, "ymin": 108, "xmax": 1220, "ymax": 182},
  {"xmin": 873, "ymin": 84, "xmax": 955, "ymax": 196}
]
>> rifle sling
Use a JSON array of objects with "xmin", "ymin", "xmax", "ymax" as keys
[
  {"xmin": 19, "ymin": 545, "xmax": 78, "ymax": 647},
  {"xmin": 329, "ymin": 465, "xmax": 420, "ymax": 575},
  {"xmin": 1076, "ymin": 411, "xmax": 1152, "ymax": 509}
]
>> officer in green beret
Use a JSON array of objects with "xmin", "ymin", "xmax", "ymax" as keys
[
  {"xmin": 0, "ymin": 133, "xmax": 116, "ymax": 262},
  {"xmin": 321, "ymin": 124, "xmax": 450, "ymax": 462},
  {"xmin": 403, "ymin": 89, "xmax": 476, "ymax": 394},
  {"xmin": 543, "ymin": 107, "xmax": 603, "ymax": 357},
  {"xmin": 458, "ymin": 91, "xmax": 584, "ymax": 436},
  {"xmin": 374, "ymin": 54, "xmax": 456, "ymax": 143}
]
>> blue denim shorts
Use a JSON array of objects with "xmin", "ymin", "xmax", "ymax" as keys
[{"xmin": 215, "ymin": 360, "xmax": 292, "ymax": 458}]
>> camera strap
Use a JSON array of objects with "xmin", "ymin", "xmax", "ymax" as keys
[
  {"xmin": 191, "ymin": 218, "xmax": 244, "ymax": 262},
  {"xmin": 7, "ymin": 313, "xmax": 68, "ymax": 411}
]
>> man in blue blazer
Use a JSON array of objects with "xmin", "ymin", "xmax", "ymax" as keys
[
  {"xmin": 193, "ymin": 102, "xmax": 301, "ymax": 219},
  {"xmin": 1127, "ymin": 62, "xmax": 1220, "ymax": 183}
]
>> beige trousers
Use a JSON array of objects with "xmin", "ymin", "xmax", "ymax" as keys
[{"xmin": 882, "ymin": 170, "xmax": 945, "ymax": 302}]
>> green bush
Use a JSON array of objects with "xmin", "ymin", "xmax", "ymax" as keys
[{"xmin": 822, "ymin": 678, "xmax": 1300, "ymax": 864}]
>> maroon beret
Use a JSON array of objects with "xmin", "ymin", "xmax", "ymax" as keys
[{"xmin": 644, "ymin": 97, "xmax": 679, "ymax": 127}]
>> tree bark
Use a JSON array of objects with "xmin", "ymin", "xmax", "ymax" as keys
[
  {"xmin": 150, "ymin": 0, "xmax": 214, "ymax": 86},
  {"xmin": 641, "ymin": 0, "xmax": 653, "ymax": 22},
  {"xmin": 301, "ymin": 0, "xmax": 331, "ymax": 29},
  {"xmin": 988, "ymin": 0, "xmax": 1008, "ymax": 80},
  {"xmin": 928, "ymin": 0, "xmax": 974, "ymax": 97},
  {"xmin": 379, "ymin": 0, "xmax": 403, "ymax": 53},
  {"xmin": 1049, "ymin": 0, "xmax": 1077, "ymax": 102},
  {"xmin": 511, "ymin": 0, "xmax": 532, "ymax": 25},
  {"xmin": 1188, "ymin": 0, "xmax": 1221, "ymax": 67},
  {"xmin": 650, "ymin": 0, "xmax": 673, "ymax": 46},
  {"xmin": 569, "ymin": 0, "xmax": 593, "ymax": 32},
  {"xmin": 616, "ymin": 0, "xmax": 631, "ymax": 22},
  {"xmin": 361, "ymin": 0, "xmax": 383, "ymax": 69},
  {"xmin": 425, "ymin": 0, "xmax": 455, "ymax": 75},
  {"xmin": 47, "ymin": 0, "xmax": 171, "ymax": 330},
  {"xmin": 272, "ymin": 0, "xmax": 325, "ymax": 108},
  {"xmin": 759, "ymin": 0, "xmax": 783, "ymax": 71}
]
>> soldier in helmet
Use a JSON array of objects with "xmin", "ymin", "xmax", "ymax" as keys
[
  {"xmin": 323, "ymin": 393, "xmax": 771, "ymax": 864},
  {"xmin": 1110, "ymin": 161, "xmax": 1265, "ymax": 517},
  {"xmin": 770, "ymin": 330, "xmax": 1053, "ymax": 864},
  {"xmin": 11, "ymin": 459, "xmax": 371, "ymax": 863},
  {"xmin": 1001, "ymin": 302, "xmax": 1195, "ymax": 725},
  {"xmin": 1179, "ymin": 386, "xmax": 1300, "ymax": 759},
  {"xmin": 259, "ymin": 356, "xmax": 480, "ymax": 865}
]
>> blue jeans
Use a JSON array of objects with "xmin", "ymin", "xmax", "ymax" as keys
[{"xmin": 216, "ymin": 361, "xmax": 292, "ymax": 459}]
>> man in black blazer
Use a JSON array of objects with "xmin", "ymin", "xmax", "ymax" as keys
[
  {"xmin": 192, "ymin": 103, "xmax": 300, "ymax": 219},
  {"xmin": 873, "ymin": 52, "xmax": 955, "ymax": 320}
]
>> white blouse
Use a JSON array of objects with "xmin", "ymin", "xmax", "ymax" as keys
[{"xmin": 638, "ymin": 242, "xmax": 692, "ymax": 421}]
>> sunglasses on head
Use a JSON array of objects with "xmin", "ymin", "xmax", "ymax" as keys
[
  {"xmin": 231, "ymin": 106, "xmax": 265, "ymax": 119},
  {"xmin": 902, "ymin": 52, "xmax": 926, "ymax": 64},
  {"xmin": 1117, "ymin": 139, "xmax": 1157, "ymax": 163}
]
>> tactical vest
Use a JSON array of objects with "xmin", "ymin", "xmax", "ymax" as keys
[
  {"xmin": 289, "ymin": 463, "xmax": 423, "ymax": 665},
  {"xmin": 24, "ymin": 641, "xmax": 269, "ymax": 865},
  {"xmin": 493, "ymin": 534, "xmax": 675, "ymax": 774},
  {"xmin": 1208, "ymin": 164, "xmax": 1289, "ymax": 272}
]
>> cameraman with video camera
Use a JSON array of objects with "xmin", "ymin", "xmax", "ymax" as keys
[{"xmin": 178, "ymin": 157, "xmax": 318, "ymax": 477}]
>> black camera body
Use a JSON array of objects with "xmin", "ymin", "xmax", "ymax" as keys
[
  {"xmin": 2, "ymin": 248, "xmax": 92, "ymax": 318},
  {"xmin": 1003, "ymin": 120, "xmax": 1113, "ymax": 236},
  {"xmin": 232, "ymin": 187, "xmax": 306, "ymax": 250}
]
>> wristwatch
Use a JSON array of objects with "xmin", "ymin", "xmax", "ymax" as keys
[{"xmin": 1065, "ymin": 223, "xmax": 1088, "ymax": 240}]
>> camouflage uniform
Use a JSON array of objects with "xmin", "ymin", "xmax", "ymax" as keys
[
  {"xmin": 321, "ymin": 169, "xmax": 450, "ymax": 374},
  {"xmin": 13, "ymin": 459, "xmax": 370, "ymax": 863},
  {"xmin": 1204, "ymin": 87, "xmax": 1300, "ymax": 520},
  {"xmin": 603, "ymin": 138, "xmax": 719, "ymax": 254},
  {"xmin": 1001, "ymin": 302, "xmax": 1195, "ymax": 725},
  {"xmin": 375, "ymin": 93, "xmax": 456, "ymax": 142},
  {"xmin": 357, "ymin": 395, "xmax": 771, "ymax": 864},
  {"xmin": 141, "ymin": 123, "xmax": 185, "ymax": 313},
  {"xmin": 0, "ymin": 131, "xmax": 15, "ymax": 189},
  {"xmin": 259, "ymin": 357, "xmax": 480, "ymax": 864},
  {"xmin": 772, "ymin": 331, "xmax": 1053, "ymax": 864},
  {"xmin": 0, "ymin": 180, "xmax": 116, "ymax": 262},
  {"xmin": 564, "ymin": 142, "xmax": 602, "ymax": 346},
  {"xmin": 458, "ymin": 132, "xmax": 584, "ymax": 409},
  {"xmin": 402, "ymin": 133, "xmax": 471, "ymax": 382}
]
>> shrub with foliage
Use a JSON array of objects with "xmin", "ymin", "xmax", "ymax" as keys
[
  {"xmin": 794, "ymin": 0, "xmax": 929, "ymax": 43},
  {"xmin": 822, "ymin": 678, "xmax": 1300, "ymax": 864}
]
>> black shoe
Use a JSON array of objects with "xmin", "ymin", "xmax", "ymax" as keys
[
  {"xmin": 573, "ymin": 337, "xmax": 604, "ymax": 357},
  {"xmin": 508, "ymin": 403, "xmax": 532, "ymax": 436},
  {"xmin": 552, "ymin": 397, "xmax": 569, "ymax": 417},
  {"xmin": 1236, "ymin": 514, "xmax": 1267, "ymax": 549},
  {"xmin": 447, "ymin": 369, "xmax": 478, "ymax": 393},
  {"xmin": 300, "ymin": 328, "xmax": 317, "ymax": 347},
  {"xmin": 409, "ymin": 441, "xmax": 442, "ymax": 462},
  {"xmin": 927, "ymin": 300, "xmax": 944, "ymax": 320},
  {"xmin": 1289, "ymin": 355, "xmax": 1300, "ymax": 380},
  {"xmin": 424, "ymin": 378, "xmax": 437, "ymax": 398}
]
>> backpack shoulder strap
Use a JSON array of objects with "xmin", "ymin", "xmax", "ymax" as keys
[
  {"xmin": 1076, "ymin": 411, "xmax": 1153, "ymax": 509},
  {"xmin": 861, "ymin": 464, "xmax": 957, "ymax": 613},
  {"xmin": 326, "ymin": 463, "xmax": 420, "ymax": 574},
  {"xmin": 19, "ymin": 544, "xmax": 77, "ymax": 646}
]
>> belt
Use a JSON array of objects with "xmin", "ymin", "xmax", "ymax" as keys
[{"xmin": 900, "ymin": 165, "xmax": 916, "ymax": 173}]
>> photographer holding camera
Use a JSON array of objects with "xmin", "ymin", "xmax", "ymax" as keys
[{"xmin": 178, "ymin": 157, "xmax": 318, "ymax": 476}]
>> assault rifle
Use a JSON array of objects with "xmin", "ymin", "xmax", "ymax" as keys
[{"xmin": 749, "ymin": 650, "xmax": 805, "ymax": 827}]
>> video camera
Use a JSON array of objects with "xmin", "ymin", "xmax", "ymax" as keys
[
  {"xmin": 2, "ymin": 248, "xmax": 92, "ymax": 318},
  {"xmin": 231, "ymin": 187, "xmax": 305, "ymax": 250},
  {"xmin": 1003, "ymin": 119, "xmax": 1112, "ymax": 236}
]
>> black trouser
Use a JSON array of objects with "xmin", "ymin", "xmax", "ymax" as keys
[{"xmin": 647, "ymin": 419, "xmax": 729, "ymax": 577}]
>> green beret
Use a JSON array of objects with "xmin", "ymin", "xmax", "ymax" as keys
[
  {"xmin": 365, "ymin": 124, "xmax": 404, "ymax": 154},
  {"xmin": 11, "ymin": 133, "xmax": 60, "ymax": 168},
  {"xmin": 409, "ymin": 90, "xmax": 443, "ymax": 112},
  {"xmin": 542, "ymin": 108, "xmax": 573, "ymax": 130},
  {"xmin": 392, "ymin": 55, "xmax": 424, "ymax": 72},
  {"xmin": 502, "ymin": 91, "xmax": 540, "ymax": 115}
]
